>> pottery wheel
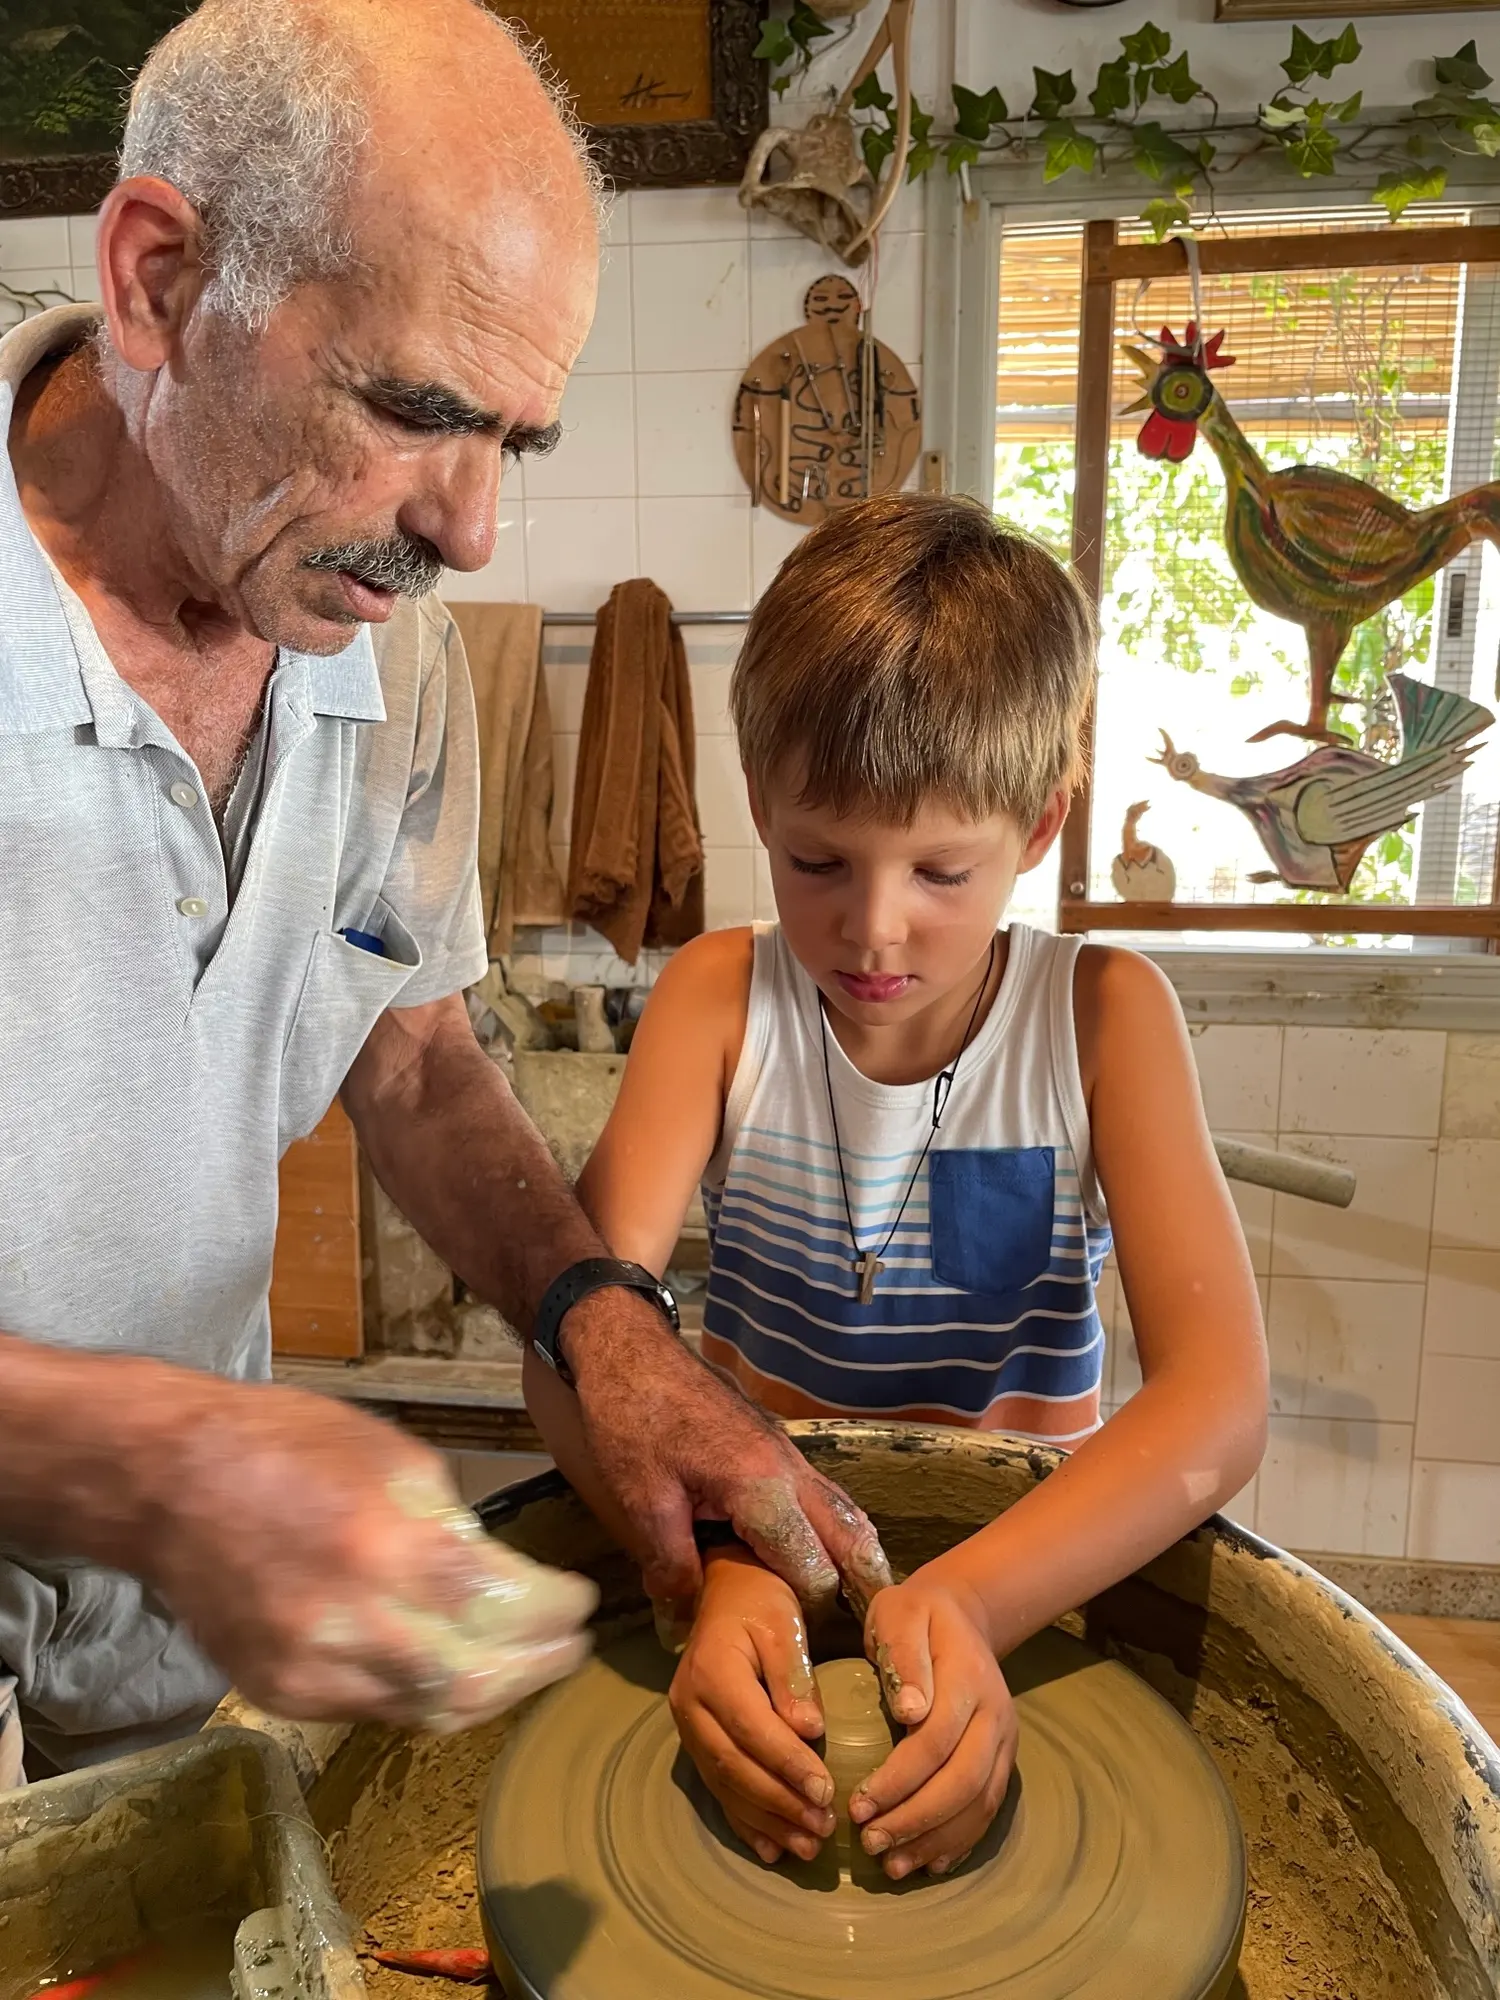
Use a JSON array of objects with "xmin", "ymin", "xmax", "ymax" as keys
[{"xmin": 478, "ymin": 1626, "xmax": 1245, "ymax": 2000}]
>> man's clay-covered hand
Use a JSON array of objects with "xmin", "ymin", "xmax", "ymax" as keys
[
  {"xmin": 136, "ymin": 1376, "xmax": 596, "ymax": 1729},
  {"xmin": 559, "ymin": 1290, "xmax": 893, "ymax": 1618}
]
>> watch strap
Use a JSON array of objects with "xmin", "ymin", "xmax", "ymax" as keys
[{"xmin": 532, "ymin": 1257, "xmax": 679, "ymax": 1387}]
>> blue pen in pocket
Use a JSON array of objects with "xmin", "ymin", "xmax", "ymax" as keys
[{"xmin": 340, "ymin": 927, "xmax": 387, "ymax": 958}]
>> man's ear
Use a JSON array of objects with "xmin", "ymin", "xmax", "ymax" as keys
[
  {"xmin": 96, "ymin": 175, "xmax": 209, "ymax": 372},
  {"xmin": 1017, "ymin": 787, "xmax": 1070, "ymax": 874}
]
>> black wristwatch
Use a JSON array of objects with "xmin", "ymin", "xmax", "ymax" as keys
[{"xmin": 532, "ymin": 1257, "xmax": 680, "ymax": 1388}]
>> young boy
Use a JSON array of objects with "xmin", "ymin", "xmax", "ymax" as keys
[{"xmin": 525, "ymin": 492, "xmax": 1267, "ymax": 1884}]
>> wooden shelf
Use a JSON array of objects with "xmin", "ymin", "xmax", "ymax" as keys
[{"xmin": 1061, "ymin": 900, "xmax": 1500, "ymax": 938}]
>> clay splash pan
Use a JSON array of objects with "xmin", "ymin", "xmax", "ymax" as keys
[{"xmin": 478, "ymin": 1626, "xmax": 1246, "ymax": 2000}]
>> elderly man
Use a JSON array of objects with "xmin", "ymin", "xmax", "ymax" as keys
[{"xmin": 0, "ymin": 0, "xmax": 885, "ymax": 1786}]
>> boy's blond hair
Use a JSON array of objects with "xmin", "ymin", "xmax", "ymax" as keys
[{"xmin": 731, "ymin": 492, "xmax": 1096, "ymax": 829}]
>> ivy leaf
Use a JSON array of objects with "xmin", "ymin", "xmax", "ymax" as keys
[
  {"xmin": 1462, "ymin": 111, "xmax": 1500, "ymax": 154},
  {"xmin": 861, "ymin": 123, "xmax": 895, "ymax": 179},
  {"xmin": 1335, "ymin": 90, "xmax": 1363, "ymax": 121},
  {"xmin": 1141, "ymin": 194, "xmax": 1193, "ymax": 241},
  {"xmin": 1435, "ymin": 40, "xmax": 1492, "ymax": 93},
  {"xmin": 1031, "ymin": 66, "xmax": 1077, "ymax": 120},
  {"xmin": 1373, "ymin": 161, "xmax": 1448, "ymax": 217},
  {"xmin": 952, "ymin": 81, "xmax": 1008, "ymax": 139},
  {"xmin": 1197, "ymin": 135, "xmax": 1217, "ymax": 166},
  {"xmin": 945, "ymin": 134, "xmax": 982, "ymax": 174},
  {"xmin": 1282, "ymin": 23, "xmax": 1360, "ymax": 85},
  {"xmin": 1153, "ymin": 51, "xmax": 1202, "ymax": 104},
  {"xmin": 753, "ymin": 18, "xmax": 796, "ymax": 68},
  {"xmin": 852, "ymin": 71, "xmax": 895, "ymax": 115},
  {"xmin": 787, "ymin": 1, "xmax": 835, "ymax": 52},
  {"xmin": 1090, "ymin": 55, "xmax": 1132, "ymax": 119},
  {"xmin": 1287, "ymin": 123, "xmax": 1339, "ymax": 175},
  {"xmin": 1134, "ymin": 64, "xmax": 1156, "ymax": 107},
  {"xmin": 1259, "ymin": 96, "xmax": 1307, "ymax": 130},
  {"xmin": 1041, "ymin": 118, "xmax": 1098, "ymax": 180},
  {"xmin": 907, "ymin": 137, "xmax": 939, "ymax": 179},
  {"xmin": 1130, "ymin": 120, "xmax": 1198, "ymax": 181},
  {"xmin": 1121, "ymin": 22, "xmax": 1173, "ymax": 67}
]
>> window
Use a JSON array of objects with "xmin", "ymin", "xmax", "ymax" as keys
[{"xmin": 989, "ymin": 205, "xmax": 1500, "ymax": 947}]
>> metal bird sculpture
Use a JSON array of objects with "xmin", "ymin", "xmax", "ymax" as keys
[
  {"xmin": 1151, "ymin": 672, "xmax": 1493, "ymax": 892},
  {"xmin": 1122, "ymin": 324, "xmax": 1500, "ymax": 748}
]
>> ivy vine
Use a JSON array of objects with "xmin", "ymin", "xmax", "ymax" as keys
[{"xmin": 761, "ymin": 16, "xmax": 1500, "ymax": 236}]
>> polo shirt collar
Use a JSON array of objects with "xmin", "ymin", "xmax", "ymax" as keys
[{"xmin": 0, "ymin": 305, "xmax": 387, "ymax": 735}]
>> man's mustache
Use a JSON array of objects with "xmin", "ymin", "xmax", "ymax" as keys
[{"xmin": 304, "ymin": 534, "xmax": 443, "ymax": 598}]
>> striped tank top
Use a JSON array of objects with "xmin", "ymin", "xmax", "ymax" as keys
[{"xmin": 700, "ymin": 924, "xmax": 1111, "ymax": 1446}]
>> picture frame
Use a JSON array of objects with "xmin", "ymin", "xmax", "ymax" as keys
[{"xmin": 0, "ymin": 0, "xmax": 768, "ymax": 221}]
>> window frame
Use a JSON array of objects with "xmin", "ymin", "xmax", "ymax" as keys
[{"xmin": 922, "ymin": 148, "xmax": 1500, "ymax": 1017}]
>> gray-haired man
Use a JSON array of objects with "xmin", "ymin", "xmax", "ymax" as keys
[{"xmin": 0, "ymin": 0, "xmax": 884, "ymax": 1784}]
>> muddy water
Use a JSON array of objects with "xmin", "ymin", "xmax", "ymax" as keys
[{"xmin": 21, "ymin": 1919, "xmax": 236, "ymax": 2000}]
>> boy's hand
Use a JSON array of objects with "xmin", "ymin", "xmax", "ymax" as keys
[
  {"xmin": 851, "ymin": 1572, "xmax": 1017, "ymax": 1880},
  {"xmin": 669, "ymin": 1549, "xmax": 837, "ymax": 1865}
]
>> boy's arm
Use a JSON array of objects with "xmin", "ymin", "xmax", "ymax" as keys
[{"xmin": 851, "ymin": 948, "xmax": 1267, "ymax": 1876}]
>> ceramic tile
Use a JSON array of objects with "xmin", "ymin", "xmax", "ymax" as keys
[
  {"xmin": 524, "ymin": 497, "xmax": 638, "ymax": 613},
  {"xmin": 0, "ymin": 266, "xmax": 76, "ymax": 330},
  {"xmin": 1266, "ymin": 1277, "xmax": 1424, "ymax": 1424},
  {"xmin": 635, "ymin": 369, "xmax": 744, "ymax": 497},
  {"xmin": 70, "ymin": 267, "xmax": 99, "ymax": 307},
  {"xmin": 1270, "ymin": 1136, "xmax": 1436, "ymax": 1284},
  {"xmin": 1433, "ymin": 1138, "xmax": 1500, "ymax": 1253},
  {"xmin": 751, "ymin": 504, "xmax": 807, "ymax": 597},
  {"xmin": 1443, "ymin": 1033, "xmax": 1500, "ymax": 1139},
  {"xmin": 1415, "ymin": 1353, "xmax": 1500, "ymax": 1463},
  {"xmin": 629, "ymin": 186, "xmax": 748, "ymax": 244},
  {"xmin": 1257, "ymin": 1416, "xmax": 1412, "ymax": 1557},
  {"xmin": 573, "ymin": 245, "xmax": 634, "ymax": 375},
  {"xmin": 696, "ymin": 734, "xmax": 757, "ymax": 848},
  {"xmin": 749, "ymin": 230, "xmax": 855, "ymax": 355},
  {"xmin": 1408, "ymin": 1460, "xmax": 1500, "ymax": 1562},
  {"xmin": 439, "ymin": 498, "xmax": 527, "ymax": 603},
  {"xmin": 689, "ymin": 661, "xmax": 734, "ymax": 736},
  {"xmin": 1280, "ymin": 1028, "xmax": 1446, "ymax": 1139},
  {"xmin": 1424, "ymin": 1249, "xmax": 1500, "ymax": 1360},
  {"xmin": 543, "ymin": 657, "xmax": 589, "ymax": 735},
  {"xmin": 753, "ymin": 848, "xmax": 777, "ymax": 921},
  {"xmin": 0, "ymin": 216, "xmax": 70, "ymax": 267},
  {"xmin": 704, "ymin": 847, "xmax": 756, "ymax": 931},
  {"xmin": 1191, "ymin": 1026, "xmax": 1282, "ymax": 1131},
  {"xmin": 864, "ymin": 228, "xmax": 925, "ymax": 372},
  {"xmin": 521, "ymin": 373, "xmax": 636, "ymax": 501},
  {"xmin": 632, "ymin": 240, "xmax": 750, "ymax": 375},
  {"xmin": 637, "ymin": 495, "xmax": 753, "ymax": 610},
  {"xmin": 66, "ymin": 213, "xmax": 99, "ymax": 271}
]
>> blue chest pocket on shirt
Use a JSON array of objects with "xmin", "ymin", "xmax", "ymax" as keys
[{"xmin": 929, "ymin": 1148, "xmax": 1056, "ymax": 1298}]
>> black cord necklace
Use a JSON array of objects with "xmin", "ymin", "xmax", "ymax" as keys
[{"xmin": 819, "ymin": 936, "xmax": 998, "ymax": 1305}]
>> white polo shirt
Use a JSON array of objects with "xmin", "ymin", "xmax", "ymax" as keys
[{"xmin": 0, "ymin": 307, "xmax": 488, "ymax": 1385}]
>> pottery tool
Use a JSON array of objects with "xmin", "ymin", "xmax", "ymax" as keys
[
  {"xmin": 478, "ymin": 1626, "xmax": 1246, "ymax": 2000},
  {"xmin": 792, "ymin": 331, "xmax": 836, "ymax": 432},
  {"xmin": 777, "ymin": 384, "xmax": 791, "ymax": 507},
  {"xmin": 750, "ymin": 400, "xmax": 762, "ymax": 507}
]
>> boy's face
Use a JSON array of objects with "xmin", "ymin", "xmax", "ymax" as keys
[{"xmin": 750, "ymin": 782, "xmax": 1067, "ymax": 1030}]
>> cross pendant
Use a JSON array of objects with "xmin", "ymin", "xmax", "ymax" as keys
[{"xmin": 856, "ymin": 1250, "xmax": 886, "ymax": 1304}]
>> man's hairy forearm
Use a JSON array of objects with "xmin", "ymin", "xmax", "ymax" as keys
[
  {"xmin": 343, "ymin": 997, "xmax": 606, "ymax": 1334},
  {"xmin": 0, "ymin": 1332, "xmax": 188, "ymax": 1568}
]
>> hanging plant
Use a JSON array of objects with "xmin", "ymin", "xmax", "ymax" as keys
[{"xmin": 764, "ymin": 18, "xmax": 1500, "ymax": 236}]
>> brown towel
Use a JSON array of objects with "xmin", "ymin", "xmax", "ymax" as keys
[
  {"xmin": 567, "ymin": 579, "xmax": 705, "ymax": 964},
  {"xmin": 449, "ymin": 601, "xmax": 566, "ymax": 954}
]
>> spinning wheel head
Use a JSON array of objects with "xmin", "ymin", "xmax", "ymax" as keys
[{"xmin": 478, "ymin": 1628, "xmax": 1246, "ymax": 2000}]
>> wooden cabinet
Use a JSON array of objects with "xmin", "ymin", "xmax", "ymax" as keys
[{"xmin": 270, "ymin": 1101, "xmax": 363, "ymax": 1358}]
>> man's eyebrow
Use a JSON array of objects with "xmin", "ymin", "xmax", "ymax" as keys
[{"xmin": 362, "ymin": 375, "xmax": 562, "ymax": 455}]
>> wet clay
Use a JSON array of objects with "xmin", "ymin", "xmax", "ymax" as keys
[
  {"xmin": 475, "ymin": 1627, "xmax": 1245, "ymax": 1999},
  {"xmin": 813, "ymin": 1658, "xmax": 897, "ymax": 1859}
]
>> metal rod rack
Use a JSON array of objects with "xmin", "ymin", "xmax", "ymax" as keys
[{"xmin": 541, "ymin": 609, "xmax": 752, "ymax": 626}]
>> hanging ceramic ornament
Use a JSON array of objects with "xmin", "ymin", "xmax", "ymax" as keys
[
  {"xmin": 1152, "ymin": 672, "xmax": 1493, "ymax": 892},
  {"xmin": 733, "ymin": 275, "xmax": 921, "ymax": 526},
  {"xmin": 1111, "ymin": 800, "xmax": 1177, "ymax": 902}
]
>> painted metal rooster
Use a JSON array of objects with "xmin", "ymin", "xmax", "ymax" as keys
[
  {"xmin": 1151, "ymin": 672, "xmax": 1492, "ymax": 891},
  {"xmin": 1123, "ymin": 324, "xmax": 1500, "ymax": 747}
]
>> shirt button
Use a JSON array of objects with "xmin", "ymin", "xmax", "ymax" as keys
[
  {"xmin": 176, "ymin": 896, "xmax": 209, "ymax": 918},
  {"xmin": 169, "ymin": 781, "xmax": 199, "ymax": 810}
]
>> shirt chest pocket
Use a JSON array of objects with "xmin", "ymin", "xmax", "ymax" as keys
[
  {"xmin": 928, "ymin": 1147, "xmax": 1056, "ymax": 1299},
  {"xmin": 278, "ymin": 899, "xmax": 422, "ymax": 1150}
]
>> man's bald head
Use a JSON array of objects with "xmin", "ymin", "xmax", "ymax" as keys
[{"xmin": 120, "ymin": 0, "xmax": 603, "ymax": 330}]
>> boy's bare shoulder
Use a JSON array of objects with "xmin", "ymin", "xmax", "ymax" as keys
[
  {"xmin": 654, "ymin": 926, "xmax": 756, "ymax": 1001},
  {"xmin": 643, "ymin": 929, "xmax": 756, "ymax": 1087},
  {"xmin": 1073, "ymin": 943, "xmax": 1184, "ymax": 1092}
]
